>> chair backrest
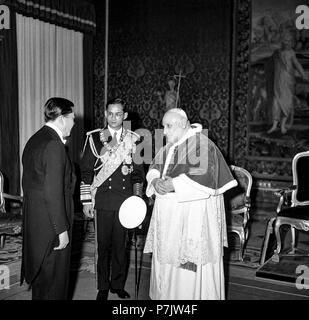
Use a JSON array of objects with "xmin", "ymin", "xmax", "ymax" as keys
[
  {"xmin": 292, "ymin": 151, "xmax": 309, "ymax": 206},
  {"xmin": 224, "ymin": 165, "xmax": 253, "ymax": 212}
]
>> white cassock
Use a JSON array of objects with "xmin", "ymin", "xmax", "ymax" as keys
[{"xmin": 143, "ymin": 124, "xmax": 237, "ymax": 300}]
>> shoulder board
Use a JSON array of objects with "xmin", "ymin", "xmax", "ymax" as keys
[
  {"xmin": 86, "ymin": 128, "xmax": 102, "ymax": 136},
  {"xmin": 126, "ymin": 129, "xmax": 140, "ymax": 140}
]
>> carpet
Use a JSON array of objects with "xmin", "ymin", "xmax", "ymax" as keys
[
  {"xmin": 70, "ymin": 219, "xmax": 96, "ymax": 274},
  {"xmin": 72, "ymin": 208, "xmax": 270, "ymax": 273},
  {"xmin": 70, "ymin": 219, "xmax": 151, "ymax": 275},
  {"xmin": 256, "ymin": 254, "xmax": 309, "ymax": 284},
  {"xmin": 255, "ymin": 229, "xmax": 309, "ymax": 283},
  {"xmin": 0, "ymin": 235, "xmax": 22, "ymax": 291},
  {"xmin": 223, "ymin": 208, "xmax": 276, "ymax": 269},
  {"xmin": 226, "ymin": 208, "xmax": 309, "ymax": 270},
  {"xmin": 2, "ymin": 207, "xmax": 307, "ymax": 290},
  {"xmin": 0, "ymin": 218, "xmax": 150, "ymax": 294}
]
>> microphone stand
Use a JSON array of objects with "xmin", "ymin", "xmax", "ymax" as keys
[
  {"xmin": 134, "ymin": 227, "xmax": 138, "ymax": 300},
  {"xmin": 134, "ymin": 224, "xmax": 144, "ymax": 300}
]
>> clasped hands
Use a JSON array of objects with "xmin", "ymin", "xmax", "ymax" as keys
[{"xmin": 152, "ymin": 176, "xmax": 175, "ymax": 195}]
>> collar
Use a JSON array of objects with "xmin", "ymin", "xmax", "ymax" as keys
[
  {"xmin": 45, "ymin": 122, "xmax": 66, "ymax": 144},
  {"xmin": 108, "ymin": 125, "xmax": 123, "ymax": 142},
  {"xmin": 172, "ymin": 123, "xmax": 203, "ymax": 148},
  {"xmin": 162, "ymin": 123, "xmax": 203, "ymax": 179}
]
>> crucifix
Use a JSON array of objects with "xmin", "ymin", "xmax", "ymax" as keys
[{"xmin": 173, "ymin": 70, "xmax": 186, "ymax": 108}]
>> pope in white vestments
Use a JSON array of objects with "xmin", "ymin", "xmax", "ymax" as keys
[{"xmin": 143, "ymin": 108, "xmax": 237, "ymax": 300}]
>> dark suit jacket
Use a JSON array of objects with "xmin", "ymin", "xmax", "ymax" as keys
[
  {"xmin": 80, "ymin": 129, "xmax": 144, "ymax": 211},
  {"xmin": 21, "ymin": 125, "xmax": 75, "ymax": 284}
]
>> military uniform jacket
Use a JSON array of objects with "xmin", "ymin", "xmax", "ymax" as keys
[{"xmin": 80, "ymin": 128, "xmax": 144, "ymax": 211}]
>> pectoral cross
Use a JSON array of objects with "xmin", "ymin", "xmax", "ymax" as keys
[{"xmin": 173, "ymin": 70, "xmax": 186, "ymax": 108}]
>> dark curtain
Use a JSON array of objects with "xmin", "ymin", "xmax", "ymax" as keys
[
  {"xmin": 0, "ymin": 0, "xmax": 95, "ymax": 194},
  {"xmin": 83, "ymin": 33, "xmax": 94, "ymax": 133},
  {"xmin": 0, "ymin": 5, "xmax": 20, "ymax": 195}
]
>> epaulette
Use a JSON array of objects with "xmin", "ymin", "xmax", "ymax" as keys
[
  {"xmin": 126, "ymin": 129, "xmax": 140, "ymax": 140},
  {"xmin": 86, "ymin": 128, "xmax": 102, "ymax": 136}
]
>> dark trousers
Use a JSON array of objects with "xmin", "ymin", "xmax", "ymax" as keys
[
  {"xmin": 31, "ymin": 240, "xmax": 71, "ymax": 300},
  {"xmin": 96, "ymin": 209, "xmax": 127, "ymax": 290}
]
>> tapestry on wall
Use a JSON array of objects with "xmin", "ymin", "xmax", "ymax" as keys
[
  {"xmin": 247, "ymin": 0, "xmax": 309, "ymax": 180},
  {"xmin": 94, "ymin": 0, "xmax": 233, "ymax": 160}
]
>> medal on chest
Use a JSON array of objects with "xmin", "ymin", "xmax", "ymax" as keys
[
  {"xmin": 121, "ymin": 164, "xmax": 133, "ymax": 176},
  {"xmin": 99, "ymin": 129, "xmax": 125, "ymax": 159},
  {"xmin": 110, "ymin": 152, "xmax": 117, "ymax": 159},
  {"xmin": 121, "ymin": 165, "xmax": 129, "ymax": 175}
]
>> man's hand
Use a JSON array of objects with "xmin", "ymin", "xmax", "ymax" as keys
[
  {"xmin": 54, "ymin": 230, "xmax": 69, "ymax": 250},
  {"xmin": 152, "ymin": 177, "xmax": 174, "ymax": 194},
  {"xmin": 162, "ymin": 176, "xmax": 175, "ymax": 192},
  {"xmin": 83, "ymin": 204, "xmax": 94, "ymax": 218},
  {"xmin": 152, "ymin": 178, "xmax": 167, "ymax": 195}
]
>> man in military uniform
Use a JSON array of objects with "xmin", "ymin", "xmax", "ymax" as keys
[{"xmin": 80, "ymin": 98, "xmax": 144, "ymax": 300}]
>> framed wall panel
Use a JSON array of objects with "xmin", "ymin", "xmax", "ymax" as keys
[{"xmin": 247, "ymin": 0, "xmax": 309, "ymax": 181}]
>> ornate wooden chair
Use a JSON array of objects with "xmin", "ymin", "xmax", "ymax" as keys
[
  {"xmin": 260, "ymin": 151, "xmax": 309, "ymax": 265},
  {"xmin": 225, "ymin": 165, "xmax": 253, "ymax": 261},
  {"xmin": 0, "ymin": 171, "xmax": 23, "ymax": 248}
]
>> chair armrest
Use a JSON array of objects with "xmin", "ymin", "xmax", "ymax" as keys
[
  {"xmin": 1, "ymin": 193, "xmax": 23, "ymax": 214},
  {"xmin": 244, "ymin": 196, "xmax": 251, "ymax": 207},
  {"xmin": 3, "ymin": 193, "xmax": 23, "ymax": 202},
  {"xmin": 274, "ymin": 186, "xmax": 296, "ymax": 213}
]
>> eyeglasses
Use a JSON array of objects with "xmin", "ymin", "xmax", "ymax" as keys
[{"xmin": 107, "ymin": 112, "xmax": 124, "ymax": 117}]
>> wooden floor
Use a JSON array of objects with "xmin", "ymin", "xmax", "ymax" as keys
[{"xmin": 2, "ymin": 257, "xmax": 309, "ymax": 300}]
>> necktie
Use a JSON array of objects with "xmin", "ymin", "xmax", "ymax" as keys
[
  {"xmin": 100, "ymin": 131, "xmax": 118, "ymax": 156},
  {"xmin": 110, "ymin": 131, "xmax": 118, "ymax": 148}
]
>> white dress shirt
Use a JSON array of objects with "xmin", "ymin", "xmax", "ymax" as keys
[
  {"xmin": 108, "ymin": 125, "xmax": 122, "ymax": 143},
  {"xmin": 45, "ymin": 122, "xmax": 66, "ymax": 144}
]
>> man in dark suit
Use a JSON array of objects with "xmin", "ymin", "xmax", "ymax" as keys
[
  {"xmin": 21, "ymin": 97, "xmax": 76, "ymax": 300},
  {"xmin": 80, "ymin": 98, "xmax": 144, "ymax": 300}
]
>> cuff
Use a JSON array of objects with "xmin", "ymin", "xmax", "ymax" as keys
[
  {"xmin": 80, "ymin": 183, "xmax": 93, "ymax": 204},
  {"xmin": 133, "ymin": 183, "xmax": 143, "ymax": 197},
  {"xmin": 172, "ymin": 174, "xmax": 211, "ymax": 202},
  {"xmin": 146, "ymin": 169, "xmax": 160, "ymax": 197}
]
